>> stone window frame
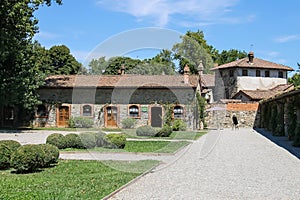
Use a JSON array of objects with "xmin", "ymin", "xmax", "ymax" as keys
[
  {"xmin": 35, "ymin": 104, "xmax": 48, "ymax": 118},
  {"xmin": 81, "ymin": 104, "xmax": 94, "ymax": 117},
  {"xmin": 256, "ymin": 70, "xmax": 261, "ymax": 77},
  {"xmin": 128, "ymin": 104, "xmax": 141, "ymax": 118},
  {"xmin": 242, "ymin": 69, "xmax": 248, "ymax": 76},
  {"xmin": 173, "ymin": 105, "xmax": 185, "ymax": 119}
]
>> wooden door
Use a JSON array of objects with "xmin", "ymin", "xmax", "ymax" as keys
[
  {"xmin": 57, "ymin": 106, "xmax": 70, "ymax": 127},
  {"xmin": 151, "ymin": 107, "xmax": 162, "ymax": 127},
  {"xmin": 105, "ymin": 106, "xmax": 118, "ymax": 127}
]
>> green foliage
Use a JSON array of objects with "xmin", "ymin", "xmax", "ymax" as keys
[
  {"xmin": 0, "ymin": 0, "xmax": 61, "ymax": 111},
  {"xmin": 0, "ymin": 140, "xmax": 21, "ymax": 152},
  {"xmin": 172, "ymin": 119, "xmax": 187, "ymax": 131},
  {"xmin": 215, "ymin": 49, "xmax": 247, "ymax": 65},
  {"xmin": 196, "ymin": 92, "xmax": 206, "ymax": 128},
  {"xmin": 46, "ymin": 133, "xmax": 67, "ymax": 149},
  {"xmin": 0, "ymin": 144, "xmax": 11, "ymax": 170},
  {"xmin": 79, "ymin": 132, "xmax": 97, "ymax": 149},
  {"xmin": 68, "ymin": 117, "xmax": 94, "ymax": 128},
  {"xmin": 163, "ymin": 104, "xmax": 174, "ymax": 127},
  {"xmin": 292, "ymin": 124, "xmax": 300, "ymax": 147},
  {"xmin": 38, "ymin": 144, "xmax": 59, "ymax": 167},
  {"xmin": 89, "ymin": 57, "xmax": 108, "ymax": 75},
  {"xmin": 10, "ymin": 144, "xmax": 44, "ymax": 173},
  {"xmin": 287, "ymin": 101, "xmax": 297, "ymax": 139},
  {"xmin": 156, "ymin": 125, "xmax": 173, "ymax": 137},
  {"xmin": 65, "ymin": 133, "xmax": 84, "ymax": 149},
  {"xmin": 121, "ymin": 118, "xmax": 136, "ymax": 129},
  {"xmin": 105, "ymin": 134, "xmax": 126, "ymax": 149},
  {"xmin": 288, "ymin": 72, "xmax": 300, "ymax": 87},
  {"xmin": 95, "ymin": 132, "xmax": 110, "ymax": 147},
  {"xmin": 136, "ymin": 125, "xmax": 156, "ymax": 137}
]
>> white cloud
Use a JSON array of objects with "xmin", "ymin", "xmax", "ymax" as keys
[
  {"xmin": 35, "ymin": 31, "xmax": 60, "ymax": 39},
  {"xmin": 97, "ymin": 0, "xmax": 240, "ymax": 27},
  {"xmin": 275, "ymin": 35, "xmax": 300, "ymax": 43}
]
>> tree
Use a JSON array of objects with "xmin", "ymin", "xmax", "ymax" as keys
[
  {"xmin": 288, "ymin": 64, "xmax": 300, "ymax": 87},
  {"xmin": 127, "ymin": 63, "xmax": 175, "ymax": 75},
  {"xmin": 47, "ymin": 45, "xmax": 82, "ymax": 75},
  {"xmin": 172, "ymin": 34, "xmax": 214, "ymax": 74},
  {"xmin": 88, "ymin": 57, "xmax": 108, "ymax": 75},
  {"xmin": 102, "ymin": 57, "xmax": 142, "ymax": 75},
  {"xmin": 0, "ymin": 0, "xmax": 62, "ymax": 111},
  {"xmin": 216, "ymin": 49, "xmax": 247, "ymax": 65}
]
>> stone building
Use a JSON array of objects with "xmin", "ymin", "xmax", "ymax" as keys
[
  {"xmin": 34, "ymin": 66, "xmax": 212, "ymax": 130},
  {"xmin": 211, "ymin": 52, "xmax": 294, "ymax": 101}
]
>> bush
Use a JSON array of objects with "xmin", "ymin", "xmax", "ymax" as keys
[
  {"xmin": 95, "ymin": 132, "xmax": 109, "ymax": 147},
  {"xmin": 0, "ymin": 144, "xmax": 11, "ymax": 170},
  {"xmin": 0, "ymin": 140, "xmax": 21, "ymax": 152},
  {"xmin": 65, "ymin": 133, "xmax": 84, "ymax": 149},
  {"xmin": 38, "ymin": 144, "xmax": 59, "ymax": 167},
  {"xmin": 10, "ymin": 144, "xmax": 44, "ymax": 173},
  {"xmin": 172, "ymin": 119, "xmax": 187, "ymax": 131},
  {"xmin": 79, "ymin": 132, "xmax": 97, "ymax": 149},
  {"xmin": 293, "ymin": 124, "xmax": 300, "ymax": 147},
  {"xmin": 156, "ymin": 125, "xmax": 173, "ymax": 137},
  {"xmin": 121, "ymin": 118, "xmax": 136, "ymax": 129},
  {"xmin": 46, "ymin": 133, "xmax": 67, "ymax": 149},
  {"xmin": 136, "ymin": 125, "xmax": 156, "ymax": 137},
  {"xmin": 69, "ymin": 117, "xmax": 94, "ymax": 128},
  {"xmin": 105, "ymin": 134, "xmax": 126, "ymax": 149}
]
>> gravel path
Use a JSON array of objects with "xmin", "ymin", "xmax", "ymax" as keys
[{"xmin": 109, "ymin": 128, "xmax": 300, "ymax": 200}]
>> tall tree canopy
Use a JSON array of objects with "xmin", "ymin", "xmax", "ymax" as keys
[
  {"xmin": 0, "ymin": 0, "xmax": 62, "ymax": 110},
  {"xmin": 288, "ymin": 63, "xmax": 300, "ymax": 87}
]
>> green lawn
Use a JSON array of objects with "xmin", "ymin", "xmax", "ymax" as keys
[
  {"xmin": 0, "ymin": 160, "xmax": 159, "ymax": 200},
  {"xmin": 63, "ymin": 140, "xmax": 190, "ymax": 154}
]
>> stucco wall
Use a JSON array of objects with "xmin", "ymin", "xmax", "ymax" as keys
[{"xmin": 237, "ymin": 77, "xmax": 287, "ymax": 90}]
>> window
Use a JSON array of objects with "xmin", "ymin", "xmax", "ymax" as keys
[
  {"xmin": 36, "ymin": 105, "xmax": 47, "ymax": 117},
  {"xmin": 256, "ymin": 70, "xmax": 261, "ymax": 77},
  {"xmin": 242, "ymin": 69, "xmax": 248, "ymax": 76},
  {"xmin": 82, "ymin": 105, "xmax": 92, "ymax": 116},
  {"xmin": 129, "ymin": 105, "xmax": 140, "ymax": 118},
  {"xmin": 173, "ymin": 105, "xmax": 184, "ymax": 119},
  {"xmin": 229, "ymin": 70, "xmax": 234, "ymax": 77},
  {"xmin": 265, "ymin": 71, "xmax": 270, "ymax": 77},
  {"xmin": 278, "ymin": 71, "xmax": 283, "ymax": 78},
  {"xmin": 4, "ymin": 106, "xmax": 14, "ymax": 120}
]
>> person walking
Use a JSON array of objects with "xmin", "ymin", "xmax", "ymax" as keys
[{"xmin": 232, "ymin": 114, "xmax": 239, "ymax": 130}]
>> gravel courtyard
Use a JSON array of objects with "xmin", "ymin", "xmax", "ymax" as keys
[{"xmin": 109, "ymin": 128, "xmax": 300, "ymax": 200}]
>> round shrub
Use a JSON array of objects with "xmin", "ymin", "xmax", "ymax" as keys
[
  {"xmin": 105, "ymin": 134, "xmax": 126, "ymax": 149},
  {"xmin": 0, "ymin": 144, "xmax": 11, "ymax": 170},
  {"xmin": 121, "ymin": 118, "xmax": 136, "ymax": 129},
  {"xmin": 46, "ymin": 133, "xmax": 67, "ymax": 149},
  {"xmin": 0, "ymin": 140, "xmax": 21, "ymax": 152},
  {"xmin": 136, "ymin": 125, "xmax": 156, "ymax": 137},
  {"xmin": 172, "ymin": 119, "xmax": 187, "ymax": 131},
  {"xmin": 94, "ymin": 132, "xmax": 109, "ymax": 147},
  {"xmin": 65, "ymin": 133, "xmax": 84, "ymax": 149},
  {"xmin": 38, "ymin": 144, "xmax": 59, "ymax": 167},
  {"xmin": 79, "ymin": 132, "xmax": 97, "ymax": 149},
  {"xmin": 10, "ymin": 144, "xmax": 44, "ymax": 173},
  {"xmin": 156, "ymin": 125, "xmax": 173, "ymax": 137}
]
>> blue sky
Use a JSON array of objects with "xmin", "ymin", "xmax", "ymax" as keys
[{"xmin": 35, "ymin": 0, "xmax": 300, "ymax": 75}]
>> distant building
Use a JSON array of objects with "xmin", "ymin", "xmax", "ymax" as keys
[{"xmin": 211, "ymin": 52, "xmax": 294, "ymax": 101}]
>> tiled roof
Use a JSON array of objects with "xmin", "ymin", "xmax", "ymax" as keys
[
  {"xmin": 201, "ymin": 74, "xmax": 215, "ymax": 87},
  {"xmin": 233, "ymin": 84, "xmax": 294, "ymax": 100},
  {"xmin": 44, "ymin": 74, "xmax": 201, "ymax": 88},
  {"xmin": 211, "ymin": 57, "xmax": 294, "ymax": 71}
]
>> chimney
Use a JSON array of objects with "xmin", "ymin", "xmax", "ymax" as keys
[
  {"xmin": 198, "ymin": 60, "xmax": 204, "ymax": 76},
  {"xmin": 120, "ymin": 64, "xmax": 125, "ymax": 75},
  {"xmin": 183, "ymin": 64, "xmax": 190, "ymax": 84},
  {"xmin": 248, "ymin": 51, "xmax": 254, "ymax": 63}
]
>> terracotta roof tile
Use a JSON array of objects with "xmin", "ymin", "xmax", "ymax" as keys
[
  {"xmin": 44, "ymin": 74, "xmax": 200, "ymax": 88},
  {"xmin": 201, "ymin": 74, "xmax": 215, "ymax": 87},
  {"xmin": 211, "ymin": 57, "xmax": 294, "ymax": 71}
]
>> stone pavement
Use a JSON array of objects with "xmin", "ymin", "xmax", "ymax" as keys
[{"xmin": 109, "ymin": 128, "xmax": 300, "ymax": 199}]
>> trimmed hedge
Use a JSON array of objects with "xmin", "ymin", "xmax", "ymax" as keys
[
  {"xmin": 79, "ymin": 132, "xmax": 97, "ymax": 149},
  {"xmin": 95, "ymin": 132, "xmax": 109, "ymax": 147},
  {"xmin": 136, "ymin": 125, "xmax": 156, "ymax": 137},
  {"xmin": 156, "ymin": 125, "xmax": 173, "ymax": 137},
  {"xmin": 46, "ymin": 133, "xmax": 67, "ymax": 149},
  {"xmin": 121, "ymin": 118, "xmax": 136, "ymax": 129},
  {"xmin": 172, "ymin": 119, "xmax": 187, "ymax": 131},
  {"xmin": 38, "ymin": 144, "xmax": 60, "ymax": 167},
  {"xmin": 69, "ymin": 116, "xmax": 94, "ymax": 128},
  {"xmin": 105, "ymin": 134, "xmax": 126, "ymax": 149},
  {"xmin": 65, "ymin": 133, "xmax": 84, "ymax": 149},
  {"xmin": 0, "ymin": 140, "xmax": 21, "ymax": 170}
]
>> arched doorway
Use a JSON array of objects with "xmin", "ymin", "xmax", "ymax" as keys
[
  {"xmin": 57, "ymin": 106, "xmax": 70, "ymax": 127},
  {"xmin": 105, "ymin": 106, "xmax": 118, "ymax": 127}
]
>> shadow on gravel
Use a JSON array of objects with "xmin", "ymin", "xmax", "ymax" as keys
[{"xmin": 255, "ymin": 128, "xmax": 300, "ymax": 159}]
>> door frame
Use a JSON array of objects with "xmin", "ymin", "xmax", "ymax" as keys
[
  {"xmin": 56, "ymin": 105, "xmax": 70, "ymax": 127},
  {"xmin": 149, "ymin": 105, "xmax": 163, "ymax": 128},
  {"xmin": 104, "ymin": 105, "xmax": 119, "ymax": 128}
]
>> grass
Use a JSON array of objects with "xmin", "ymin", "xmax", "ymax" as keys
[
  {"xmin": 123, "ymin": 129, "xmax": 207, "ymax": 140},
  {"xmin": 0, "ymin": 159, "xmax": 159, "ymax": 200},
  {"xmin": 63, "ymin": 141, "xmax": 190, "ymax": 153}
]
